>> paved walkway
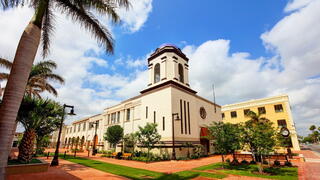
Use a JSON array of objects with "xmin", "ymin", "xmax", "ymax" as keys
[
  {"xmin": 7, "ymin": 158, "xmax": 128, "ymax": 180},
  {"xmin": 67, "ymin": 151, "xmax": 223, "ymax": 173},
  {"xmin": 297, "ymin": 150, "xmax": 320, "ymax": 180}
]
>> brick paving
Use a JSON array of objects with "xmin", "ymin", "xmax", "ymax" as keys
[
  {"xmin": 7, "ymin": 157, "xmax": 128, "ymax": 180},
  {"xmin": 296, "ymin": 150, "xmax": 320, "ymax": 180}
]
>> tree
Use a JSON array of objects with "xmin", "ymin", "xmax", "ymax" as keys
[
  {"xmin": 0, "ymin": 59, "xmax": 64, "ymax": 98},
  {"xmin": 17, "ymin": 96, "xmax": 63, "ymax": 162},
  {"xmin": 104, "ymin": 125, "xmax": 124, "ymax": 150},
  {"xmin": 310, "ymin": 125, "xmax": 316, "ymax": 132},
  {"xmin": 123, "ymin": 133, "xmax": 138, "ymax": 153},
  {"xmin": 208, "ymin": 122, "xmax": 242, "ymax": 165},
  {"xmin": 0, "ymin": 0, "xmax": 130, "ymax": 176},
  {"xmin": 136, "ymin": 123, "xmax": 161, "ymax": 159},
  {"xmin": 243, "ymin": 111, "xmax": 277, "ymax": 173}
]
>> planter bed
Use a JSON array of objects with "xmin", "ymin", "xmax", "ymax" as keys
[{"xmin": 6, "ymin": 159, "xmax": 49, "ymax": 175}]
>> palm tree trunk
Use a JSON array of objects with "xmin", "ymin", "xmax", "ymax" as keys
[
  {"xmin": 0, "ymin": 22, "xmax": 41, "ymax": 178},
  {"xmin": 18, "ymin": 129, "xmax": 37, "ymax": 163}
]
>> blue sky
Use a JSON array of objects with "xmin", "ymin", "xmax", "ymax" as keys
[
  {"xmin": 1, "ymin": 0, "xmax": 320, "ymax": 135},
  {"xmin": 111, "ymin": 0, "xmax": 287, "ymax": 62}
]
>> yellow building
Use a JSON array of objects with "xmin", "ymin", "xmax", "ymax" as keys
[{"xmin": 221, "ymin": 95, "xmax": 300, "ymax": 151}]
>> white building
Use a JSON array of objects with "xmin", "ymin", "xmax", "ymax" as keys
[{"xmin": 61, "ymin": 45, "xmax": 222, "ymax": 157}]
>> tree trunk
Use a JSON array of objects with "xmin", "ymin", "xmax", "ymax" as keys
[
  {"xmin": 18, "ymin": 129, "xmax": 37, "ymax": 163},
  {"xmin": 0, "ymin": 22, "xmax": 41, "ymax": 178}
]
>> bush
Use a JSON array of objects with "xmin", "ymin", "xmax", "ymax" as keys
[
  {"xmin": 250, "ymin": 160, "xmax": 256, "ymax": 164},
  {"xmin": 161, "ymin": 153, "xmax": 170, "ymax": 161},
  {"xmin": 116, "ymin": 152, "xmax": 122, "ymax": 159},
  {"xmin": 263, "ymin": 160, "xmax": 268, "ymax": 164},
  {"xmin": 226, "ymin": 158, "xmax": 231, "ymax": 163},
  {"xmin": 241, "ymin": 159, "xmax": 249, "ymax": 164},
  {"xmin": 230, "ymin": 159, "xmax": 239, "ymax": 165},
  {"xmin": 177, "ymin": 157, "xmax": 189, "ymax": 160},
  {"xmin": 274, "ymin": 160, "xmax": 281, "ymax": 166},
  {"xmin": 285, "ymin": 161, "xmax": 292, "ymax": 167},
  {"xmin": 191, "ymin": 154, "xmax": 200, "ymax": 159}
]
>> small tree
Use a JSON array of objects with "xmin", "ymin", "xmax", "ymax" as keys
[
  {"xmin": 310, "ymin": 125, "xmax": 316, "ymax": 132},
  {"xmin": 123, "ymin": 133, "xmax": 138, "ymax": 153},
  {"xmin": 136, "ymin": 123, "xmax": 161, "ymax": 158},
  {"xmin": 104, "ymin": 125, "xmax": 124, "ymax": 150},
  {"xmin": 243, "ymin": 111, "xmax": 277, "ymax": 173},
  {"xmin": 208, "ymin": 122, "xmax": 242, "ymax": 165}
]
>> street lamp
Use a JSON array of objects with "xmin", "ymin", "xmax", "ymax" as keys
[
  {"xmin": 51, "ymin": 104, "xmax": 76, "ymax": 166},
  {"xmin": 172, "ymin": 113, "xmax": 180, "ymax": 160},
  {"xmin": 92, "ymin": 121, "xmax": 99, "ymax": 155}
]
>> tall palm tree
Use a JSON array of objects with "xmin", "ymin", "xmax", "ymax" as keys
[
  {"xmin": 0, "ymin": 0, "xmax": 129, "ymax": 176},
  {"xmin": 0, "ymin": 58, "xmax": 64, "ymax": 98},
  {"xmin": 17, "ymin": 96, "xmax": 63, "ymax": 163}
]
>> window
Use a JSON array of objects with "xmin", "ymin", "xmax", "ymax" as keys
[
  {"xmin": 83, "ymin": 122, "xmax": 86, "ymax": 131},
  {"xmin": 163, "ymin": 117, "xmax": 165, "ymax": 130},
  {"xmin": 277, "ymin": 119, "xmax": 287, "ymax": 128},
  {"xmin": 154, "ymin": 111, "xmax": 156, "ymax": 123},
  {"xmin": 107, "ymin": 114, "xmax": 110, "ymax": 125},
  {"xmin": 117, "ymin": 111, "xmax": 120, "ymax": 122},
  {"xmin": 126, "ymin": 109, "xmax": 130, "ymax": 121},
  {"xmin": 70, "ymin": 127, "xmax": 72, "ymax": 133},
  {"xmin": 78, "ymin": 124, "xmax": 81, "ymax": 132},
  {"xmin": 111, "ymin": 113, "xmax": 116, "ymax": 124},
  {"xmin": 244, "ymin": 109, "xmax": 250, "ymax": 116},
  {"xmin": 74, "ymin": 125, "xmax": 76, "ymax": 132},
  {"xmin": 231, "ymin": 111, "xmax": 237, "ymax": 118},
  {"xmin": 178, "ymin": 63, "xmax": 184, "ymax": 83},
  {"xmin": 146, "ymin": 106, "xmax": 148, "ymax": 119},
  {"xmin": 274, "ymin": 104, "xmax": 284, "ymax": 112},
  {"xmin": 258, "ymin": 107, "xmax": 266, "ymax": 114},
  {"xmin": 154, "ymin": 63, "xmax": 160, "ymax": 83},
  {"xmin": 222, "ymin": 113, "xmax": 225, "ymax": 119},
  {"xmin": 96, "ymin": 121, "xmax": 99, "ymax": 128}
]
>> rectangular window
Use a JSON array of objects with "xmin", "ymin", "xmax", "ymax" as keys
[
  {"xmin": 184, "ymin": 101, "xmax": 187, "ymax": 134},
  {"xmin": 146, "ymin": 106, "xmax": 148, "ymax": 119},
  {"xmin": 187, "ymin": 102, "xmax": 191, "ymax": 134},
  {"xmin": 126, "ymin": 109, "xmax": 130, "ymax": 121},
  {"xmin": 231, "ymin": 111, "xmax": 237, "ymax": 118},
  {"xmin": 222, "ymin": 113, "xmax": 225, "ymax": 119},
  {"xmin": 78, "ymin": 124, "xmax": 81, "ymax": 132},
  {"xmin": 111, "ymin": 113, "xmax": 116, "ymax": 123},
  {"xmin": 274, "ymin": 104, "xmax": 284, "ymax": 113},
  {"xmin": 117, "ymin": 111, "xmax": 120, "ymax": 122},
  {"xmin": 163, "ymin": 117, "xmax": 165, "ymax": 130},
  {"xmin": 83, "ymin": 122, "xmax": 86, "ymax": 131},
  {"xmin": 277, "ymin": 119, "xmax": 287, "ymax": 128},
  {"xmin": 154, "ymin": 111, "xmax": 156, "ymax": 123},
  {"xmin": 180, "ymin": 99, "xmax": 183, "ymax": 134},
  {"xmin": 96, "ymin": 121, "xmax": 99, "ymax": 128},
  {"xmin": 74, "ymin": 125, "xmax": 76, "ymax": 132},
  {"xmin": 107, "ymin": 114, "xmax": 110, "ymax": 125},
  {"xmin": 244, "ymin": 109, "xmax": 250, "ymax": 116},
  {"xmin": 258, "ymin": 107, "xmax": 266, "ymax": 114}
]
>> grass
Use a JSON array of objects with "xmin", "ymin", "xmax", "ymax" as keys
[
  {"xmin": 62, "ymin": 155, "xmax": 225, "ymax": 179},
  {"xmin": 194, "ymin": 162, "xmax": 298, "ymax": 180},
  {"xmin": 8, "ymin": 159, "xmax": 42, "ymax": 165}
]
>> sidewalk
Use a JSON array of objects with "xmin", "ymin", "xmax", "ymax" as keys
[
  {"xmin": 297, "ymin": 150, "xmax": 320, "ymax": 180},
  {"xmin": 7, "ymin": 157, "xmax": 128, "ymax": 180}
]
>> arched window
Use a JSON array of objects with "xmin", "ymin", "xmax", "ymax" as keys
[
  {"xmin": 178, "ymin": 63, "xmax": 184, "ymax": 83},
  {"xmin": 154, "ymin": 63, "xmax": 160, "ymax": 83}
]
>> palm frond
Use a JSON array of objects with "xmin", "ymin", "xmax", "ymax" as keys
[
  {"xmin": 56, "ymin": 0, "xmax": 114, "ymax": 53},
  {"xmin": 0, "ymin": 72, "xmax": 9, "ymax": 81},
  {"xmin": 34, "ymin": 60, "xmax": 57, "ymax": 69},
  {"xmin": 44, "ymin": 83, "xmax": 58, "ymax": 96},
  {"xmin": 41, "ymin": 1, "xmax": 55, "ymax": 57},
  {"xmin": 0, "ymin": 58, "xmax": 12, "ymax": 69},
  {"xmin": 40, "ymin": 73, "xmax": 65, "ymax": 84},
  {"xmin": 1, "ymin": 0, "xmax": 25, "ymax": 9}
]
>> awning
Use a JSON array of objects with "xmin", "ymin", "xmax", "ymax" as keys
[{"xmin": 200, "ymin": 127, "xmax": 209, "ymax": 138}]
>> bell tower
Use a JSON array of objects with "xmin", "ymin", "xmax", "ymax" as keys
[{"xmin": 146, "ymin": 44, "xmax": 190, "ymax": 88}]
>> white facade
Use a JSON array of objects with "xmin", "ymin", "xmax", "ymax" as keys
[{"xmin": 61, "ymin": 45, "xmax": 222, "ymax": 157}]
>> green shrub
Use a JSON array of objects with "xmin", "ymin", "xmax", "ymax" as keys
[
  {"xmin": 263, "ymin": 160, "xmax": 268, "ymax": 164},
  {"xmin": 226, "ymin": 158, "xmax": 231, "ymax": 163},
  {"xmin": 241, "ymin": 159, "xmax": 248, "ymax": 164},
  {"xmin": 250, "ymin": 160, "xmax": 256, "ymax": 164},
  {"xmin": 274, "ymin": 160, "xmax": 281, "ymax": 166},
  {"xmin": 177, "ymin": 157, "xmax": 189, "ymax": 160},
  {"xmin": 285, "ymin": 161, "xmax": 292, "ymax": 167},
  {"xmin": 161, "ymin": 153, "xmax": 170, "ymax": 160}
]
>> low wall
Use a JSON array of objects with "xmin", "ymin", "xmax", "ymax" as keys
[{"xmin": 6, "ymin": 159, "xmax": 49, "ymax": 175}]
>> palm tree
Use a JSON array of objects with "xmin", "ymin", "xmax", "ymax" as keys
[
  {"xmin": 310, "ymin": 125, "xmax": 316, "ymax": 132},
  {"xmin": 0, "ymin": 58, "xmax": 64, "ymax": 98},
  {"xmin": 17, "ymin": 96, "xmax": 63, "ymax": 163},
  {"xmin": 0, "ymin": 0, "xmax": 129, "ymax": 176}
]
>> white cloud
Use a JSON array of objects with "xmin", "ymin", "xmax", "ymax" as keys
[
  {"xmin": 117, "ymin": 0, "xmax": 153, "ymax": 32},
  {"xmin": 284, "ymin": 0, "xmax": 315, "ymax": 12}
]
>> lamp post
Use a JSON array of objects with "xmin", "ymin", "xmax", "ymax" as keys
[
  {"xmin": 92, "ymin": 121, "xmax": 99, "ymax": 156},
  {"xmin": 51, "ymin": 104, "xmax": 76, "ymax": 166},
  {"xmin": 172, "ymin": 113, "xmax": 180, "ymax": 160},
  {"xmin": 280, "ymin": 127, "xmax": 292, "ymax": 159}
]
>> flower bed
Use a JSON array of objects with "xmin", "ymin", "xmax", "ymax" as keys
[{"xmin": 6, "ymin": 159, "xmax": 49, "ymax": 175}]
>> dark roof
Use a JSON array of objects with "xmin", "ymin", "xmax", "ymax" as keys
[{"xmin": 148, "ymin": 45, "xmax": 189, "ymax": 63}]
